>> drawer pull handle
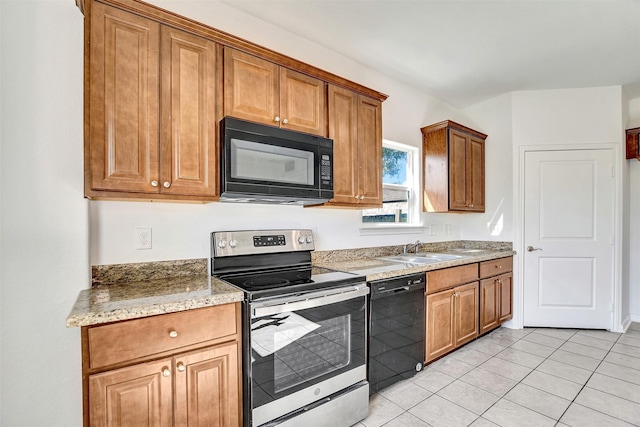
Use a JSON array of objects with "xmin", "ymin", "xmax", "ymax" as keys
[
  {"xmin": 169, "ymin": 330, "xmax": 178, "ymax": 338},
  {"xmin": 162, "ymin": 367, "xmax": 171, "ymax": 377},
  {"xmin": 177, "ymin": 362, "xmax": 186, "ymax": 372}
]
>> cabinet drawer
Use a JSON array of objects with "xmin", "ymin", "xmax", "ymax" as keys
[
  {"xmin": 87, "ymin": 304, "xmax": 238, "ymax": 370},
  {"xmin": 426, "ymin": 263, "xmax": 478, "ymax": 294},
  {"xmin": 480, "ymin": 257, "xmax": 513, "ymax": 278}
]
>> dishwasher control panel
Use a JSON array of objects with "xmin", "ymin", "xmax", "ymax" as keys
[{"xmin": 369, "ymin": 273, "xmax": 425, "ymax": 295}]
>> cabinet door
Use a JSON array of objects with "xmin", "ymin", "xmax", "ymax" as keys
[
  {"xmin": 357, "ymin": 95, "xmax": 383, "ymax": 206},
  {"xmin": 425, "ymin": 290, "xmax": 455, "ymax": 362},
  {"xmin": 89, "ymin": 358, "xmax": 173, "ymax": 427},
  {"xmin": 467, "ymin": 136, "xmax": 485, "ymax": 212},
  {"xmin": 174, "ymin": 342, "xmax": 241, "ymax": 427},
  {"xmin": 327, "ymin": 85, "xmax": 359, "ymax": 204},
  {"xmin": 448, "ymin": 129, "xmax": 468, "ymax": 211},
  {"xmin": 280, "ymin": 68, "xmax": 326, "ymax": 136},
  {"xmin": 422, "ymin": 127, "xmax": 449, "ymax": 212},
  {"xmin": 89, "ymin": 2, "xmax": 160, "ymax": 193},
  {"xmin": 454, "ymin": 282, "xmax": 479, "ymax": 347},
  {"xmin": 499, "ymin": 272, "xmax": 513, "ymax": 323},
  {"xmin": 223, "ymin": 48, "xmax": 279, "ymax": 126},
  {"xmin": 160, "ymin": 27, "xmax": 218, "ymax": 197},
  {"xmin": 479, "ymin": 278, "xmax": 500, "ymax": 334}
]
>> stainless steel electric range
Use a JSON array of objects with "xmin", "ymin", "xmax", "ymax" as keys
[{"xmin": 211, "ymin": 229, "xmax": 369, "ymax": 427}]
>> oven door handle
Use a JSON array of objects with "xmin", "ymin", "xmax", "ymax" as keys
[{"xmin": 252, "ymin": 285, "xmax": 369, "ymax": 317}]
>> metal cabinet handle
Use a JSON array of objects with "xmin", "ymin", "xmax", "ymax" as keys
[
  {"xmin": 151, "ymin": 181, "xmax": 159, "ymax": 187},
  {"xmin": 169, "ymin": 330, "xmax": 178, "ymax": 338},
  {"xmin": 274, "ymin": 116, "xmax": 280, "ymax": 123},
  {"xmin": 282, "ymin": 118, "xmax": 289, "ymax": 125},
  {"xmin": 527, "ymin": 246, "xmax": 542, "ymax": 252},
  {"xmin": 162, "ymin": 367, "xmax": 171, "ymax": 377},
  {"xmin": 176, "ymin": 362, "xmax": 186, "ymax": 372},
  {"xmin": 163, "ymin": 181, "xmax": 171, "ymax": 188}
]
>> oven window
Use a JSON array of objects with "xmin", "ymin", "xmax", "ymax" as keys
[
  {"xmin": 250, "ymin": 297, "xmax": 366, "ymax": 408},
  {"xmin": 273, "ymin": 315, "xmax": 350, "ymax": 393},
  {"xmin": 231, "ymin": 138, "xmax": 314, "ymax": 185}
]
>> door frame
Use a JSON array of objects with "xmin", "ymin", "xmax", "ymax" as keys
[{"xmin": 514, "ymin": 143, "xmax": 624, "ymax": 332}]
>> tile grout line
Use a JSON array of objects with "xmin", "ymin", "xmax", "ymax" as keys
[
  {"xmin": 549, "ymin": 331, "xmax": 636, "ymax": 427},
  {"xmin": 366, "ymin": 327, "xmax": 639, "ymax": 427}
]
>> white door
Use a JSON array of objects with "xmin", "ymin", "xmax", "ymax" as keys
[{"xmin": 523, "ymin": 149, "xmax": 614, "ymax": 329}]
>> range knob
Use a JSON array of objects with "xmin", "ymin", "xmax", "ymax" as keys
[
  {"xmin": 217, "ymin": 239, "xmax": 227, "ymax": 248},
  {"xmin": 306, "ymin": 236, "xmax": 313, "ymax": 244},
  {"xmin": 229, "ymin": 239, "xmax": 238, "ymax": 248},
  {"xmin": 298, "ymin": 236, "xmax": 306, "ymax": 244}
]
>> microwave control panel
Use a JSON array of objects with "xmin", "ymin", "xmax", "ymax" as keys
[{"xmin": 321, "ymin": 154, "xmax": 332, "ymax": 184}]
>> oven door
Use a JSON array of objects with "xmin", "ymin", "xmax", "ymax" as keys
[{"xmin": 248, "ymin": 284, "xmax": 368, "ymax": 426}]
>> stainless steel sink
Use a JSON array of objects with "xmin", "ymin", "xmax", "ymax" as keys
[{"xmin": 378, "ymin": 252, "xmax": 467, "ymax": 264}]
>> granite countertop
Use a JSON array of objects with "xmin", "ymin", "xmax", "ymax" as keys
[
  {"xmin": 67, "ymin": 241, "xmax": 515, "ymax": 328},
  {"xmin": 316, "ymin": 248, "xmax": 515, "ymax": 282},
  {"xmin": 66, "ymin": 260, "xmax": 244, "ymax": 328}
]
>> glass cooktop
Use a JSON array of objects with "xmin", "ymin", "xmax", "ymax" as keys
[{"xmin": 219, "ymin": 266, "xmax": 365, "ymax": 300}]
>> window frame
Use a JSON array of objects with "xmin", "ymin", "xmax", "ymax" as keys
[{"xmin": 360, "ymin": 139, "xmax": 422, "ymax": 230}]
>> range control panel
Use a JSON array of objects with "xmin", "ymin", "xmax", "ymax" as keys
[
  {"xmin": 253, "ymin": 235, "xmax": 286, "ymax": 247},
  {"xmin": 212, "ymin": 229, "xmax": 314, "ymax": 257}
]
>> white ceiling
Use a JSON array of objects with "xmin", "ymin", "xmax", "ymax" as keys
[{"xmin": 220, "ymin": 0, "xmax": 640, "ymax": 108}]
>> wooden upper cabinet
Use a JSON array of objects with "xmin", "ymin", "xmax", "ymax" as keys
[
  {"xmin": 84, "ymin": 0, "xmax": 387, "ymax": 202},
  {"xmin": 88, "ymin": 2, "xmax": 160, "ymax": 194},
  {"xmin": 421, "ymin": 120, "xmax": 486, "ymax": 212},
  {"xmin": 325, "ymin": 85, "xmax": 382, "ymax": 207},
  {"xmin": 224, "ymin": 48, "xmax": 326, "ymax": 136},
  {"xmin": 86, "ymin": 3, "xmax": 218, "ymax": 200},
  {"xmin": 357, "ymin": 96, "xmax": 383, "ymax": 205},
  {"xmin": 160, "ymin": 26, "xmax": 218, "ymax": 197}
]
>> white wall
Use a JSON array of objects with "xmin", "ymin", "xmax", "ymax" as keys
[
  {"xmin": 461, "ymin": 93, "xmax": 514, "ymax": 242},
  {"xmin": 1, "ymin": 1, "xmax": 87, "ymax": 425}
]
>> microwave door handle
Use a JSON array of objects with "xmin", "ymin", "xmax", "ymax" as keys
[{"xmin": 252, "ymin": 286, "xmax": 369, "ymax": 318}]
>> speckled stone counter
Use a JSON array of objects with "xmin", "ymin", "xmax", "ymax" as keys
[
  {"xmin": 314, "ymin": 241, "xmax": 515, "ymax": 281},
  {"xmin": 66, "ymin": 259, "xmax": 243, "ymax": 328},
  {"xmin": 68, "ymin": 241, "xmax": 514, "ymax": 327}
]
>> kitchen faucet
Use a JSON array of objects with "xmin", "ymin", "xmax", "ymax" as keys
[{"xmin": 403, "ymin": 240, "xmax": 421, "ymax": 254}]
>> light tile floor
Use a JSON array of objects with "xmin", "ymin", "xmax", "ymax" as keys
[{"xmin": 353, "ymin": 322, "xmax": 640, "ymax": 427}]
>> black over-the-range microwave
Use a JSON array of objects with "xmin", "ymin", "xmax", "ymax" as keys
[{"xmin": 220, "ymin": 117, "xmax": 334, "ymax": 205}]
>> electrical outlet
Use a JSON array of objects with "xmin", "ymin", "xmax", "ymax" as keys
[
  {"xmin": 136, "ymin": 228, "xmax": 152, "ymax": 250},
  {"xmin": 444, "ymin": 224, "xmax": 452, "ymax": 235}
]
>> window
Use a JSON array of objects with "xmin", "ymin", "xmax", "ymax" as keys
[{"xmin": 362, "ymin": 140, "xmax": 420, "ymax": 225}]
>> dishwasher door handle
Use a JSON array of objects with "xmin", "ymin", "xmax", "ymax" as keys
[{"xmin": 377, "ymin": 286, "xmax": 411, "ymax": 294}]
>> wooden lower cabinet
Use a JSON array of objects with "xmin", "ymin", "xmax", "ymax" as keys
[
  {"xmin": 426, "ymin": 281, "xmax": 479, "ymax": 362},
  {"xmin": 89, "ymin": 342, "xmax": 239, "ymax": 427},
  {"xmin": 174, "ymin": 343, "xmax": 240, "ymax": 427},
  {"xmin": 83, "ymin": 304, "xmax": 242, "ymax": 427},
  {"xmin": 88, "ymin": 358, "xmax": 173, "ymax": 427},
  {"xmin": 479, "ymin": 257, "xmax": 514, "ymax": 335}
]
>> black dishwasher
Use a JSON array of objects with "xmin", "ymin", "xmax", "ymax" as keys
[{"xmin": 368, "ymin": 273, "xmax": 425, "ymax": 394}]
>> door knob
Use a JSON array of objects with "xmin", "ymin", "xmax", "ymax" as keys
[{"xmin": 527, "ymin": 246, "xmax": 542, "ymax": 252}]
